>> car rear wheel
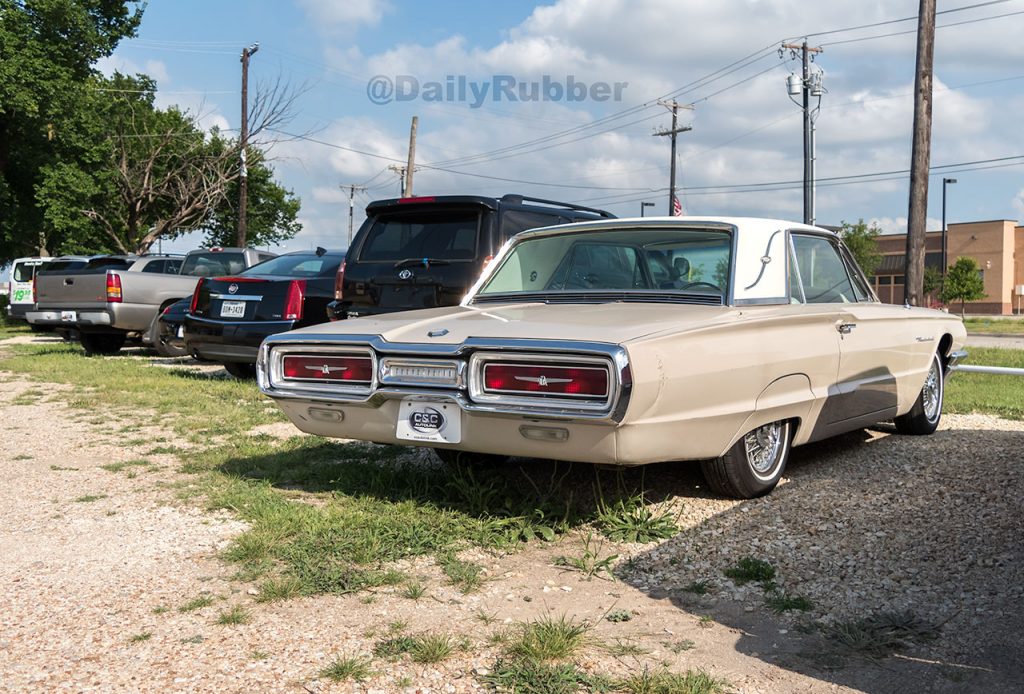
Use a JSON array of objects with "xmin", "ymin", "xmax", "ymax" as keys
[
  {"xmin": 80, "ymin": 332, "xmax": 126, "ymax": 356},
  {"xmin": 223, "ymin": 362, "xmax": 257, "ymax": 379},
  {"xmin": 151, "ymin": 314, "xmax": 188, "ymax": 358},
  {"xmin": 432, "ymin": 448, "xmax": 509, "ymax": 468},
  {"xmin": 701, "ymin": 419, "xmax": 791, "ymax": 499},
  {"xmin": 894, "ymin": 352, "xmax": 944, "ymax": 436}
]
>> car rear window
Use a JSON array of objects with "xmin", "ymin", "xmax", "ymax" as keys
[
  {"xmin": 240, "ymin": 254, "xmax": 344, "ymax": 278},
  {"xmin": 180, "ymin": 252, "xmax": 247, "ymax": 277},
  {"xmin": 358, "ymin": 211, "xmax": 480, "ymax": 262},
  {"xmin": 37, "ymin": 259, "xmax": 89, "ymax": 273},
  {"xmin": 12, "ymin": 263, "xmax": 41, "ymax": 282},
  {"xmin": 83, "ymin": 257, "xmax": 134, "ymax": 272}
]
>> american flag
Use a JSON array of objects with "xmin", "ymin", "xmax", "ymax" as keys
[{"xmin": 672, "ymin": 196, "xmax": 683, "ymax": 216}]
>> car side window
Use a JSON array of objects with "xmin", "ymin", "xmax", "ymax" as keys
[
  {"xmin": 141, "ymin": 260, "xmax": 165, "ymax": 273},
  {"xmin": 838, "ymin": 245, "xmax": 873, "ymax": 302},
  {"xmin": 787, "ymin": 236, "xmax": 806, "ymax": 304},
  {"xmin": 791, "ymin": 234, "xmax": 856, "ymax": 304}
]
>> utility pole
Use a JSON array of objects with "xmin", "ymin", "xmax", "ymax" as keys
[
  {"xmin": 388, "ymin": 164, "xmax": 407, "ymax": 196},
  {"xmin": 341, "ymin": 184, "xmax": 367, "ymax": 247},
  {"xmin": 237, "ymin": 42, "xmax": 259, "ymax": 248},
  {"xmin": 404, "ymin": 116, "xmax": 418, "ymax": 197},
  {"xmin": 653, "ymin": 100, "xmax": 693, "ymax": 215},
  {"xmin": 905, "ymin": 0, "xmax": 937, "ymax": 306},
  {"xmin": 783, "ymin": 41, "xmax": 823, "ymax": 225},
  {"xmin": 941, "ymin": 177, "xmax": 957, "ymax": 275}
]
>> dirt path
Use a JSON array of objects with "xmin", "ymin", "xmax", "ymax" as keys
[{"xmin": 0, "ymin": 372, "xmax": 1019, "ymax": 693}]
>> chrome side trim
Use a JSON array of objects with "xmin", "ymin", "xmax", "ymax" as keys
[
  {"xmin": 210, "ymin": 293, "xmax": 263, "ymax": 301},
  {"xmin": 258, "ymin": 334, "xmax": 632, "ymax": 423}
]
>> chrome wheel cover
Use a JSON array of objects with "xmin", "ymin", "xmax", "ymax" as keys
[
  {"xmin": 744, "ymin": 421, "xmax": 785, "ymax": 480},
  {"xmin": 922, "ymin": 356, "xmax": 942, "ymax": 423}
]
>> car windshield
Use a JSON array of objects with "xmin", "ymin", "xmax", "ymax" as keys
[
  {"xmin": 240, "ymin": 253, "xmax": 343, "ymax": 278},
  {"xmin": 358, "ymin": 209, "xmax": 480, "ymax": 262},
  {"xmin": 474, "ymin": 228, "xmax": 732, "ymax": 302},
  {"xmin": 180, "ymin": 251, "xmax": 247, "ymax": 278}
]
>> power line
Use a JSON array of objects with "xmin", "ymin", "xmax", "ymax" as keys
[
  {"xmin": 821, "ymin": 8, "xmax": 1024, "ymax": 47},
  {"xmin": 801, "ymin": 0, "xmax": 1013, "ymax": 39}
]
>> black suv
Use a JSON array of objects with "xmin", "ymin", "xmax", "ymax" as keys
[{"xmin": 327, "ymin": 193, "xmax": 614, "ymax": 319}]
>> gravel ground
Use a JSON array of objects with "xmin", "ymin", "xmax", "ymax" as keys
[{"xmin": 0, "ymin": 354, "xmax": 1021, "ymax": 693}]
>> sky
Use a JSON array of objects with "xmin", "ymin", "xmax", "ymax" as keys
[{"xmin": 93, "ymin": 0, "xmax": 1024, "ymax": 254}]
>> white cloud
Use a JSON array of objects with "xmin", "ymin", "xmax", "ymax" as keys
[{"xmin": 297, "ymin": 0, "xmax": 389, "ymax": 30}]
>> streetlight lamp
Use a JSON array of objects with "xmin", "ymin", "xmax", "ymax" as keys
[
  {"xmin": 640, "ymin": 201, "xmax": 655, "ymax": 217},
  {"xmin": 942, "ymin": 178, "xmax": 957, "ymax": 274}
]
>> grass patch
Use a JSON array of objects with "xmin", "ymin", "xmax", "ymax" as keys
[
  {"xmin": 596, "ymin": 494, "xmax": 677, "ymax": 543},
  {"xmin": 401, "ymin": 579, "xmax": 426, "ymax": 600},
  {"xmin": 620, "ymin": 667, "xmax": 727, "ymax": 694},
  {"xmin": 152, "ymin": 606, "xmax": 170, "ymax": 615},
  {"xmin": 963, "ymin": 318, "xmax": 1024, "ymax": 334},
  {"xmin": 829, "ymin": 610, "xmax": 940, "ymax": 659},
  {"xmin": 128, "ymin": 632, "xmax": 152, "ymax": 644},
  {"xmin": 765, "ymin": 590, "xmax": 813, "ymax": 613},
  {"xmin": 946, "ymin": 347, "xmax": 1024, "ymax": 420},
  {"xmin": 319, "ymin": 655, "xmax": 373, "ymax": 683},
  {"xmin": 374, "ymin": 632, "xmax": 455, "ymax": 663},
  {"xmin": 73, "ymin": 494, "xmax": 107, "ymax": 503},
  {"xmin": 507, "ymin": 614, "xmax": 591, "ymax": 662},
  {"xmin": 14, "ymin": 454, "xmax": 33, "ymax": 461},
  {"xmin": 49, "ymin": 464, "xmax": 77, "ymax": 471},
  {"xmin": 255, "ymin": 575, "xmax": 303, "ymax": 603},
  {"xmin": 554, "ymin": 533, "xmax": 618, "ymax": 580},
  {"xmin": 216, "ymin": 605, "xmax": 251, "ymax": 625},
  {"xmin": 100, "ymin": 459, "xmax": 151, "ymax": 473},
  {"xmin": 441, "ymin": 556, "xmax": 486, "ymax": 593},
  {"xmin": 480, "ymin": 658, "xmax": 612, "ymax": 693},
  {"xmin": 723, "ymin": 557, "xmax": 776, "ymax": 586},
  {"xmin": 605, "ymin": 609, "xmax": 632, "ymax": 623},
  {"xmin": 178, "ymin": 595, "xmax": 215, "ymax": 612},
  {"xmin": 682, "ymin": 580, "xmax": 711, "ymax": 595}
]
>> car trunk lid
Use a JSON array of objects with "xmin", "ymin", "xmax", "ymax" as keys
[{"xmin": 191, "ymin": 276, "xmax": 305, "ymax": 322}]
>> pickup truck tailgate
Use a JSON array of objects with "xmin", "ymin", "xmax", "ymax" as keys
[{"xmin": 35, "ymin": 271, "xmax": 109, "ymax": 311}]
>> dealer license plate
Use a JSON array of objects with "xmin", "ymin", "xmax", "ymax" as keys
[
  {"xmin": 60, "ymin": 310, "xmax": 76, "ymax": 322},
  {"xmin": 396, "ymin": 399, "xmax": 462, "ymax": 444},
  {"xmin": 220, "ymin": 301, "xmax": 246, "ymax": 318}
]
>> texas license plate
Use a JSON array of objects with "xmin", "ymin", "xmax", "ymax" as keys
[
  {"xmin": 396, "ymin": 399, "xmax": 462, "ymax": 443},
  {"xmin": 60, "ymin": 310, "xmax": 76, "ymax": 322},
  {"xmin": 220, "ymin": 301, "xmax": 246, "ymax": 318}
]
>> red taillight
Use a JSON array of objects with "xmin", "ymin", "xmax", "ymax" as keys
[
  {"xmin": 284, "ymin": 279, "xmax": 306, "ymax": 321},
  {"xmin": 282, "ymin": 354, "xmax": 372, "ymax": 382},
  {"xmin": 333, "ymin": 260, "xmax": 346, "ymax": 301},
  {"xmin": 397, "ymin": 196, "xmax": 436, "ymax": 204},
  {"xmin": 31, "ymin": 274, "xmax": 37, "ymax": 303},
  {"xmin": 483, "ymin": 363, "xmax": 609, "ymax": 397},
  {"xmin": 189, "ymin": 278, "xmax": 204, "ymax": 314},
  {"xmin": 106, "ymin": 272, "xmax": 122, "ymax": 302}
]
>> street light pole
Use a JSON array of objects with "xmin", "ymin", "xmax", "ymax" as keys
[
  {"xmin": 942, "ymin": 177, "xmax": 956, "ymax": 274},
  {"xmin": 640, "ymin": 202, "xmax": 655, "ymax": 217}
]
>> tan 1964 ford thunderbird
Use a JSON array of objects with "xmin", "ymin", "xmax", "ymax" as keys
[{"xmin": 257, "ymin": 217, "xmax": 966, "ymax": 498}]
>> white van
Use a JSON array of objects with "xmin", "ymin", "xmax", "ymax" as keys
[{"xmin": 7, "ymin": 257, "xmax": 45, "ymax": 321}]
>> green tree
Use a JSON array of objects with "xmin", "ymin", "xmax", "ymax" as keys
[
  {"xmin": 839, "ymin": 219, "xmax": 882, "ymax": 277},
  {"xmin": 922, "ymin": 266, "xmax": 943, "ymax": 300},
  {"xmin": 940, "ymin": 256, "xmax": 987, "ymax": 317},
  {"xmin": 0, "ymin": 0, "xmax": 144, "ymax": 261},
  {"xmin": 203, "ymin": 148, "xmax": 302, "ymax": 249}
]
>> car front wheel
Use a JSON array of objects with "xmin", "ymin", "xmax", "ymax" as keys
[
  {"xmin": 701, "ymin": 419, "xmax": 792, "ymax": 499},
  {"xmin": 894, "ymin": 352, "xmax": 944, "ymax": 436}
]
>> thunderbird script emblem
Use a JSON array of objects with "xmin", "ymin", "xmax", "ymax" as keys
[
  {"xmin": 398, "ymin": 269, "xmax": 414, "ymax": 280},
  {"xmin": 228, "ymin": 283, "xmax": 239, "ymax": 294}
]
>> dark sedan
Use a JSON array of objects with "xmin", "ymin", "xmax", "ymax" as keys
[{"xmin": 183, "ymin": 249, "xmax": 345, "ymax": 377}]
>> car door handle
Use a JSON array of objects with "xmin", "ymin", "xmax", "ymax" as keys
[
  {"xmin": 64, "ymin": 278, "xmax": 74, "ymax": 285},
  {"xmin": 837, "ymin": 322, "xmax": 856, "ymax": 334}
]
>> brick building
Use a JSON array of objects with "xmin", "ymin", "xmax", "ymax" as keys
[{"xmin": 870, "ymin": 219, "xmax": 1024, "ymax": 315}]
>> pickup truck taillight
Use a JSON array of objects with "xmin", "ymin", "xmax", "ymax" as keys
[
  {"xmin": 333, "ymin": 260, "xmax": 345, "ymax": 301},
  {"xmin": 284, "ymin": 280, "xmax": 306, "ymax": 321},
  {"xmin": 106, "ymin": 272, "xmax": 122, "ymax": 303},
  {"xmin": 189, "ymin": 278, "xmax": 204, "ymax": 314}
]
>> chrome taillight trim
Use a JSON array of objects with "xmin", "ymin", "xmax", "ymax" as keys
[
  {"xmin": 378, "ymin": 357, "xmax": 466, "ymax": 389},
  {"xmin": 471, "ymin": 352, "xmax": 614, "ymax": 411},
  {"xmin": 267, "ymin": 344, "xmax": 376, "ymax": 396},
  {"xmin": 257, "ymin": 334, "xmax": 632, "ymax": 423}
]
